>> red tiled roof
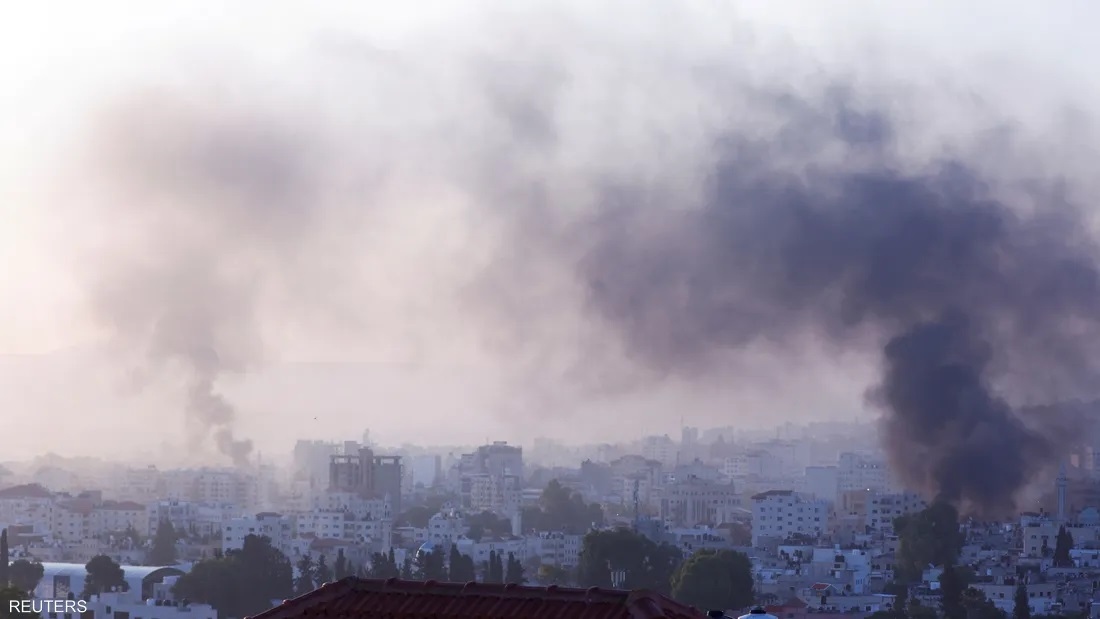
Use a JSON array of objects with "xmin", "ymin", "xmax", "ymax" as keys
[{"xmin": 248, "ymin": 577, "xmax": 708, "ymax": 619}]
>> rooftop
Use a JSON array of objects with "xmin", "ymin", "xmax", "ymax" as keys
[
  {"xmin": 248, "ymin": 577, "xmax": 707, "ymax": 619},
  {"xmin": 0, "ymin": 484, "xmax": 53, "ymax": 499}
]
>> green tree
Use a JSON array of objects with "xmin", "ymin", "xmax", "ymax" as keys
[
  {"xmin": 670, "ymin": 549, "xmax": 753, "ymax": 612},
  {"xmin": 400, "ymin": 556, "xmax": 414, "ymax": 579},
  {"xmin": 7, "ymin": 560, "xmax": 43, "ymax": 596},
  {"xmin": 1014, "ymin": 580, "xmax": 1031, "ymax": 619},
  {"xmin": 577, "ymin": 528, "xmax": 681, "ymax": 595},
  {"xmin": 0, "ymin": 586, "xmax": 39, "ymax": 619},
  {"xmin": 533, "ymin": 480, "xmax": 605, "ymax": 534},
  {"xmin": 416, "ymin": 549, "xmax": 446, "ymax": 581},
  {"xmin": 895, "ymin": 501, "xmax": 964, "ymax": 582},
  {"xmin": 483, "ymin": 551, "xmax": 504, "ymax": 584},
  {"xmin": 334, "ymin": 549, "xmax": 348, "ymax": 580},
  {"xmin": 448, "ymin": 546, "xmax": 475, "ymax": 583},
  {"xmin": 883, "ymin": 581, "xmax": 908, "ymax": 619},
  {"xmin": 368, "ymin": 551, "xmax": 399, "ymax": 579},
  {"xmin": 1053, "ymin": 526, "xmax": 1074, "ymax": 567},
  {"xmin": 173, "ymin": 535, "xmax": 293, "ymax": 619},
  {"xmin": 83, "ymin": 555, "xmax": 128, "ymax": 598},
  {"xmin": 963, "ymin": 587, "xmax": 1006, "ymax": 619},
  {"xmin": 148, "ymin": 520, "xmax": 179, "ymax": 566},
  {"xmin": 0, "ymin": 529, "xmax": 8, "ymax": 588},
  {"xmin": 939, "ymin": 565, "xmax": 966, "ymax": 619},
  {"xmin": 504, "ymin": 552, "xmax": 526, "ymax": 585},
  {"xmin": 315, "ymin": 554, "xmax": 333, "ymax": 584},
  {"xmin": 294, "ymin": 555, "xmax": 315, "ymax": 595},
  {"xmin": 908, "ymin": 601, "xmax": 938, "ymax": 619},
  {"xmin": 465, "ymin": 512, "xmax": 513, "ymax": 542}
]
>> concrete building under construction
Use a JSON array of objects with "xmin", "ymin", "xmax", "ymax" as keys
[{"xmin": 330, "ymin": 443, "xmax": 404, "ymax": 515}]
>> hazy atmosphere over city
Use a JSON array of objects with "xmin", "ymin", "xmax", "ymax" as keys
[
  {"xmin": 8, "ymin": 4, "xmax": 1100, "ymax": 619},
  {"xmin": 4, "ymin": 1, "xmax": 1100, "ymax": 509}
]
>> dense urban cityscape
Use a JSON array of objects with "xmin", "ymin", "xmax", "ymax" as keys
[
  {"xmin": 0, "ymin": 420, "xmax": 1095, "ymax": 618},
  {"xmin": 5, "ymin": 2, "xmax": 1099, "ymax": 619}
]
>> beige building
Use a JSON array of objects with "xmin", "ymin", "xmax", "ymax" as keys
[{"xmin": 659, "ymin": 476, "xmax": 741, "ymax": 527}]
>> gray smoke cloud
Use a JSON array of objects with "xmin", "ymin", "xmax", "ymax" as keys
[
  {"xmin": 61, "ymin": 4, "xmax": 1100, "ymax": 508},
  {"xmin": 80, "ymin": 91, "xmax": 341, "ymax": 467}
]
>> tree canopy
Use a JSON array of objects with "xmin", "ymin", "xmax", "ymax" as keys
[
  {"xmin": 576, "ymin": 528, "xmax": 681, "ymax": 595},
  {"xmin": 448, "ymin": 546, "xmax": 476, "ymax": 583},
  {"xmin": 894, "ymin": 501, "xmax": 964, "ymax": 582},
  {"xmin": 148, "ymin": 520, "xmax": 179, "ymax": 566},
  {"xmin": 173, "ymin": 535, "xmax": 293, "ymax": 619},
  {"xmin": 83, "ymin": 555, "xmax": 128, "ymax": 598},
  {"xmin": 294, "ymin": 555, "xmax": 315, "ymax": 596},
  {"xmin": 315, "ymin": 554, "xmax": 333, "ymax": 584},
  {"xmin": 504, "ymin": 552, "xmax": 526, "ymax": 585},
  {"xmin": 0, "ymin": 529, "xmax": 9, "ymax": 588},
  {"xmin": 368, "ymin": 550, "xmax": 400, "ymax": 579},
  {"xmin": 521, "ymin": 480, "xmax": 605, "ymax": 535},
  {"xmin": 1053, "ymin": 526, "xmax": 1074, "ymax": 567},
  {"xmin": 670, "ymin": 549, "xmax": 754, "ymax": 613},
  {"xmin": 7, "ymin": 561, "xmax": 44, "ymax": 595},
  {"xmin": 0, "ymin": 586, "xmax": 39, "ymax": 619}
]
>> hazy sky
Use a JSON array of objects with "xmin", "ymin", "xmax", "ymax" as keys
[{"xmin": 2, "ymin": 1, "xmax": 1098, "ymax": 463}]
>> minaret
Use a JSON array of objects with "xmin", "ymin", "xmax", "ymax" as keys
[{"xmin": 1057, "ymin": 461, "xmax": 1068, "ymax": 524}]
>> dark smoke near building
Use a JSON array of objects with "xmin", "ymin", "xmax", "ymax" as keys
[
  {"xmin": 485, "ymin": 106, "xmax": 1100, "ymax": 517},
  {"xmin": 66, "ymin": 11, "xmax": 1100, "ymax": 507}
]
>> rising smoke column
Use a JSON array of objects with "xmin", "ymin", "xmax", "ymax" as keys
[
  {"xmin": 58, "ymin": 6, "xmax": 1100, "ymax": 504},
  {"xmin": 81, "ymin": 91, "xmax": 333, "ymax": 467},
  {"xmin": 490, "ymin": 100, "xmax": 1100, "ymax": 516}
]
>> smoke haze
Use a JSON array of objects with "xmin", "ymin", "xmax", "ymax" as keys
[{"xmin": 6, "ymin": 2, "xmax": 1100, "ymax": 512}]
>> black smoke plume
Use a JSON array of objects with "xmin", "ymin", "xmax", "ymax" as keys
[
  {"xmin": 481, "ymin": 97, "xmax": 1100, "ymax": 516},
  {"xmin": 59, "ymin": 8, "xmax": 1100, "ymax": 505}
]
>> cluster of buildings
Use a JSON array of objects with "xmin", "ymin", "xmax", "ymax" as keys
[{"xmin": 10, "ymin": 422, "xmax": 1100, "ymax": 619}]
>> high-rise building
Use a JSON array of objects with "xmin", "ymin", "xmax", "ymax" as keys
[{"xmin": 328, "ymin": 445, "xmax": 404, "ymax": 515}]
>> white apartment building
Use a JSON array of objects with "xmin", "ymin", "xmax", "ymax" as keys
[
  {"xmin": 85, "ymin": 589, "xmax": 217, "ymax": 619},
  {"xmin": 1022, "ymin": 521, "xmax": 1100, "ymax": 558},
  {"xmin": 867, "ymin": 493, "xmax": 926, "ymax": 533},
  {"xmin": 148, "ymin": 501, "xmax": 236, "ymax": 539},
  {"xmin": 529, "ymin": 532, "xmax": 582, "ymax": 568},
  {"xmin": 751, "ymin": 490, "xmax": 829, "ymax": 546},
  {"xmin": 428, "ymin": 508, "xmax": 468, "ymax": 546},
  {"xmin": 837, "ymin": 453, "xmax": 902, "ymax": 494},
  {"xmin": 974, "ymin": 582, "xmax": 1059, "ymax": 615},
  {"xmin": 293, "ymin": 509, "xmax": 392, "ymax": 550},
  {"xmin": 160, "ymin": 469, "xmax": 255, "ymax": 507},
  {"xmin": 658, "ymin": 477, "xmax": 741, "ymax": 527},
  {"xmin": 222, "ymin": 512, "xmax": 294, "ymax": 556},
  {"xmin": 0, "ymin": 484, "xmax": 55, "ymax": 531},
  {"xmin": 50, "ymin": 498, "xmax": 149, "ymax": 543},
  {"xmin": 114, "ymin": 466, "xmax": 162, "ymax": 503},
  {"xmin": 468, "ymin": 474, "xmax": 521, "ymax": 517},
  {"xmin": 312, "ymin": 491, "xmax": 391, "ymax": 521},
  {"xmin": 295, "ymin": 510, "xmax": 348, "ymax": 540}
]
